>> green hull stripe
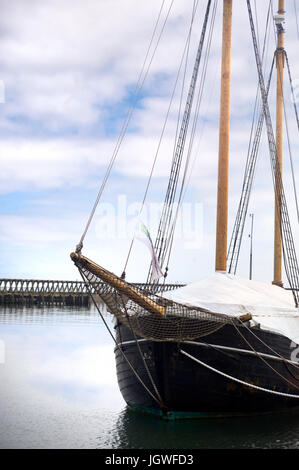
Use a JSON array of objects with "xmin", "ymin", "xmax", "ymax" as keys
[{"xmin": 127, "ymin": 403, "xmax": 299, "ymax": 421}]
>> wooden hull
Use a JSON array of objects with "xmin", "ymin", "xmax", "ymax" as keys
[{"xmin": 114, "ymin": 320, "xmax": 299, "ymax": 419}]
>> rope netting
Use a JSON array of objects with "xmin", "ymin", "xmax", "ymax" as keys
[{"xmin": 73, "ymin": 253, "xmax": 230, "ymax": 342}]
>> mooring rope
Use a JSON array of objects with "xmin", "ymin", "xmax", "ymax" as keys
[{"xmin": 180, "ymin": 349, "xmax": 299, "ymax": 399}]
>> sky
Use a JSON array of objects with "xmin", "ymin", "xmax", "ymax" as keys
[{"xmin": 0, "ymin": 0, "xmax": 298, "ymax": 286}]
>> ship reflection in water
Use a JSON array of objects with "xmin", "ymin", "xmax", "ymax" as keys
[
  {"xmin": 0, "ymin": 305, "xmax": 298, "ymax": 449},
  {"xmin": 109, "ymin": 407, "xmax": 299, "ymax": 449}
]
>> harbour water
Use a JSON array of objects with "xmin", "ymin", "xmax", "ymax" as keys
[{"xmin": 0, "ymin": 305, "xmax": 299, "ymax": 450}]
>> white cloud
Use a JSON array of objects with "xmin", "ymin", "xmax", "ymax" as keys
[
  {"xmin": 35, "ymin": 344, "xmax": 118, "ymax": 388},
  {"xmin": 0, "ymin": 0, "xmax": 298, "ymax": 285},
  {"xmin": 0, "ymin": 0, "xmax": 201, "ymax": 129},
  {"xmin": 0, "ymin": 0, "xmax": 297, "ymax": 191},
  {"xmin": 0, "ymin": 138, "xmax": 111, "ymax": 192}
]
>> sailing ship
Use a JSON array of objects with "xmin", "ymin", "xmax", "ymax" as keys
[{"xmin": 71, "ymin": 0, "xmax": 299, "ymax": 419}]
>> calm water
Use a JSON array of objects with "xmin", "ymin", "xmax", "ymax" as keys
[{"xmin": 0, "ymin": 305, "xmax": 299, "ymax": 449}]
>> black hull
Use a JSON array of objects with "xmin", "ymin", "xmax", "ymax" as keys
[{"xmin": 114, "ymin": 319, "xmax": 299, "ymax": 419}]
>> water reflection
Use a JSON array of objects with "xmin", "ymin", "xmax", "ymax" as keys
[
  {"xmin": 0, "ymin": 305, "xmax": 124, "ymax": 449},
  {"xmin": 106, "ymin": 407, "xmax": 299, "ymax": 449},
  {"xmin": 0, "ymin": 303, "xmax": 108, "ymax": 325},
  {"xmin": 0, "ymin": 306, "xmax": 299, "ymax": 449}
]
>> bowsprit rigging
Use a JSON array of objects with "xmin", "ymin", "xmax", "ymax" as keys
[{"xmin": 70, "ymin": 0, "xmax": 299, "ymax": 420}]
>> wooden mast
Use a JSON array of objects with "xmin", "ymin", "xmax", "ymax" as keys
[
  {"xmin": 215, "ymin": 0, "xmax": 233, "ymax": 272},
  {"xmin": 273, "ymin": 0, "xmax": 285, "ymax": 287}
]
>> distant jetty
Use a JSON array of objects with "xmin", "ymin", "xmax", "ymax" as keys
[{"xmin": 0, "ymin": 279, "xmax": 184, "ymax": 307}]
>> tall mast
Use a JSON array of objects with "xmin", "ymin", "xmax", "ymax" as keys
[
  {"xmin": 215, "ymin": 0, "xmax": 233, "ymax": 272},
  {"xmin": 273, "ymin": 0, "xmax": 285, "ymax": 287}
]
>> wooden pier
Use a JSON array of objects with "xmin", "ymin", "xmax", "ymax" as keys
[{"xmin": 0, "ymin": 278, "xmax": 184, "ymax": 307}]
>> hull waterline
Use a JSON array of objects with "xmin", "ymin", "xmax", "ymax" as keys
[{"xmin": 114, "ymin": 320, "xmax": 299, "ymax": 420}]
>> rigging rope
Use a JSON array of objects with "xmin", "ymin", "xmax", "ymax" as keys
[
  {"xmin": 161, "ymin": 0, "xmax": 218, "ymax": 280},
  {"xmin": 227, "ymin": 57, "xmax": 274, "ymax": 275},
  {"xmin": 78, "ymin": 267, "xmax": 166, "ymax": 409},
  {"xmin": 180, "ymin": 349, "xmax": 299, "ymax": 399},
  {"xmin": 232, "ymin": 314, "xmax": 299, "ymax": 373},
  {"xmin": 284, "ymin": 51, "xmax": 299, "ymax": 223},
  {"xmin": 180, "ymin": 23, "xmax": 219, "ymax": 213},
  {"xmin": 122, "ymin": 0, "xmax": 201, "ymax": 277},
  {"xmin": 229, "ymin": 318, "xmax": 299, "ymax": 390},
  {"xmin": 285, "ymin": 52, "xmax": 299, "ymax": 135},
  {"xmin": 147, "ymin": 0, "xmax": 214, "ymax": 284},
  {"xmin": 270, "ymin": 0, "xmax": 299, "ymax": 226},
  {"xmin": 120, "ymin": 295, "xmax": 164, "ymax": 405},
  {"xmin": 269, "ymin": 0, "xmax": 299, "ymax": 224},
  {"xmin": 76, "ymin": 0, "xmax": 175, "ymax": 253},
  {"xmin": 172, "ymin": 1, "xmax": 198, "ymax": 164},
  {"xmin": 247, "ymin": 0, "xmax": 299, "ymax": 307},
  {"xmin": 269, "ymin": 1, "xmax": 299, "ymax": 225},
  {"xmin": 294, "ymin": 0, "xmax": 299, "ymax": 42},
  {"xmin": 227, "ymin": 1, "xmax": 273, "ymax": 275}
]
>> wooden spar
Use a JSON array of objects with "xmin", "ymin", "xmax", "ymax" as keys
[
  {"xmin": 273, "ymin": 0, "xmax": 285, "ymax": 287},
  {"xmin": 215, "ymin": 0, "xmax": 233, "ymax": 272},
  {"xmin": 70, "ymin": 252, "xmax": 166, "ymax": 317}
]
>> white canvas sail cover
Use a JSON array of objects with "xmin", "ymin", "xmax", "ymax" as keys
[{"xmin": 163, "ymin": 272, "xmax": 299, "ymax": 345}]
